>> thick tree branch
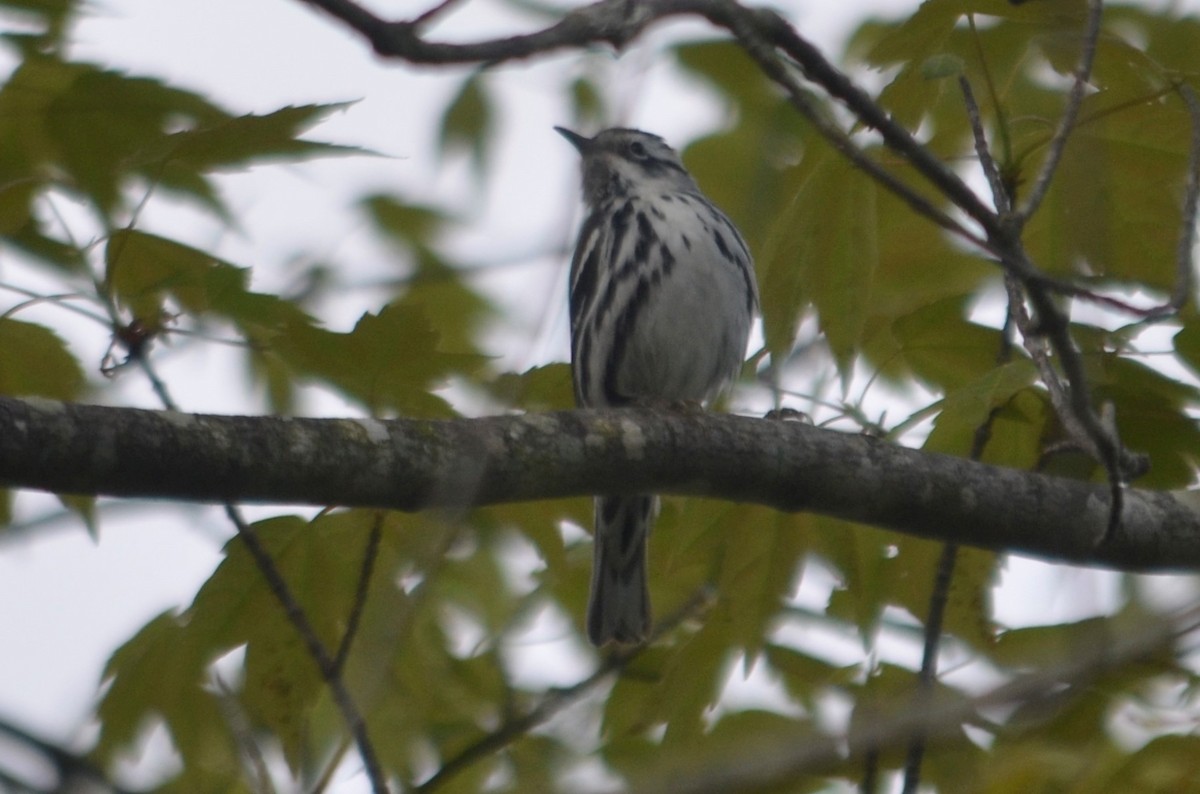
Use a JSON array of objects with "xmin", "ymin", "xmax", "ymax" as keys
[{"xmin": 1, "ymin": 396, "xmax": 1197, "ymax": 570}]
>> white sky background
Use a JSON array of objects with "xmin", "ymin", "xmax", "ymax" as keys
[{"xmin": 1, "ymin": 0, "xmax": 1198, "ymax": 789}]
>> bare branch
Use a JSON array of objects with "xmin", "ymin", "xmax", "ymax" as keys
[
  {"xmin": 717, "ymin": 11, "xmax": 989, "ymax": 250},
  {"xmin": 224, "ymin": 505, "xmax": 391, "ymax": 794},
  {"xmin": 410, "ymin": 0, "xmax": 467, "ymax": 29},
  {"xmin": 296, "ymin": 0, "xmax": 660, "ymax": 62},
  {"xmin": 334, "ymin": 512, "xmax": 384, "ymax": 675},
  {"xmin": 0, "ymin": 716, "xmax": 133, "ymax": 794},
  {"xmin": 902, "ymin": 364, "xmax": 1006, "ymax": 794},
  {"xmin": 959, "ymin": 75, "xmax": 1011, "ymax": 214},
  {"xmin": 1015, "ymin": 0, "xmax": 1103, "ymax": 222},
  {"xmin": 1170, "ymin": 83, "xmax": 1200, "ymax": 312},
  {"xmin": 631, "ymin": 605, "xmax": 1199, "ymax": 793},
  {"xmin": 901, "ymin": 544, "xmax": 958, "ymax": 794},
  {"xmin": 1003, "ymin": 259, "xmax": 1147, "ymax": 537},
  {"xmin": 102, "ymin": 280, "xmax": 392, "ymax": 793},
  {"xmin": 746, "ymin": 8, "xmax": 999, "ymax": 233},
  {"xmin": 295, "ymin": 0, "xmax": 1002, "ymax": 244},
  {"xmin": 0, "ymin": 396, "xmax": 1196, "ymax": 570}
]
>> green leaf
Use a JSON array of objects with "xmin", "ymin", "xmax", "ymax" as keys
[
  {"xmin": 94, "ymin": 612, "xmax": 238, "ymax": 772},
  {"xmin": 568, "ymin": 76, "xmax": 605, "ymax": 126},
  {"xmin": 0, "ymin": 0, "xmax": 79, "ymax": 44},
  {"xmin": 675, "ymin": 41, "xmax": 814, "ymax": 249},
  {"xmin": 606, "ymin": 625, "xmax": 734, "ymax": 743},
  {"xmin": 1101, "ymin": 735, "xmax": 1200, "ymax": 792},
  {"xmin": 145, "ymin": 103, "xmax": 364, "ymax": 171},
  {"xmin": 924, "ymin": 359, "xmax": 1041, "ymax": 463},
  {"xmin": 106, "ymin": 229, "xmax": 241, "ymax": 324},
  {"xmin": 5, "ymin": 54, "xmax": 226, "ymax": 217},
  {"xmin": 362, "ymin": 195, "xmax": 447, "ymax": 243},
  {"xmin": 0, "ymin": 178, "xmax": 36, "ymax": 235},
  {"xmin": 1087, "ymin": 353, "xmax": 1200, "ymax": 489},
  {"xmin": 0, "ymin": 317, "xmax": 84, "ymax": 399},
  {"xmin": 0, "ymin": 54, "xmax": 358, "ymax": 224},
  {"xmin": 1022, "ymin": 92, "xmax": 1193, "ymax": 288},
  {"xmin": 813, "ymin": 518, "xmax": 898, "ymax": 642},
  {"xmin": 862, "ymin": 191, "xmax": 993, "ymax": 329},
  {"xmin": 487, "ymin": 363, "xmax": 574, "ymax": 411},
  {"xmin": 891, "ymin": 536, "xmax": 999, "ymax": 649},
  {"xmin": 878, "ymin": 297, "xmax": 1008, "ymax": 391},
  {"xmin": 58, "ymin": 493, "xmax": 98, "ymax": 540},
  {"xmin": 759, "ymin": 148, "xmax": 878, "ymax": 374},
  {"xmin": 710, "ymin": 506, "xmax": 811, "ymax": 656},
  {"xmin": 764, "ymin": 643, "xmax": 854, "ymax": 709},
  {"xmin": 274, "ymin": 301, "xmax": 484, "ymax": 416},
  {"xmin": 192, "ymin": 513, "xmax": 418, "ymax": 770},
  {"xmin": 2, "ymin": 223, "xmax": 85, "ymax": 271},
  {"xmin": 921, "ymin": 53, "xmax": 966, "ymax": 80},
  {"xmin": 992, "ymin": 615, "xmax": 1121, "ymax": 669},
  {"xmin": 361, "ymin": 194, "xmax": 496, "ymax": 354},
  {"xmin": 1175, "ymin": 315, "xmax": 1200, "ymax": 379},
  {"xmin": 439, "ymin": 73, "xmax": 492, "ymax": 173},
  {"xmin": 105, "ymin": 229, "xmax": 313, "ymax": 334}
]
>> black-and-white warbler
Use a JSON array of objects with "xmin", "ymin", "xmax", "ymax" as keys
[{"xmin": 556, "ymin": 126, "xmax": 759, "ymax": 645}]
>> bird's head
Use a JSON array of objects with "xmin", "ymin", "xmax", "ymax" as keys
[{"xmin": 556, "ymin": 126, "xmax": 698, "ymax": 205}]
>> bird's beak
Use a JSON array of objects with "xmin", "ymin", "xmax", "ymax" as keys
[{"xmin": 554, "ymin": 126, "xmax": 592, "ymax": 153}]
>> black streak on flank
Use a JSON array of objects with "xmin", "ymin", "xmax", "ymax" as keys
[
  {"xmin": 633, "ymin": 211, "xmax": 654, "ymax": 264},
  {"xmin": 659, "ymin": 242, "xmax": 676, "ymax": 279},
  {"xmin": 712, "ymin": 228, "xmax": 734, "ymax": 261},
  {"xmin": 603, "ymin": 274, "xmax": 652, "ymax": 405},
  {"xmin": 571, "ymin": 244, "xmax": 600, "ymax": 327},
  {"xmin": 575, "ymin": 332, "xmax": 593, "ymax": 404},
  {"xmin": 609, "ymin": 201, "xmax": 634, "ymax": 255}
]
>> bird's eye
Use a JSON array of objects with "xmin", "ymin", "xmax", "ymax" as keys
[{"xmin": 629, "ymin": 141, "xmax": 648, "ymax": 158}]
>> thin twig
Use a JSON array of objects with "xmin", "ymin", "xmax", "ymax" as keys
[
  {"xmin": 334, "ymin": 512, "xmax": 384, "ymax": 675},
  {"xmin": 97, "ymin": 248, "xmax": 391, "ymax": 793},
  {"xmin": 746, "ymin": 6, "xmax": 999, "ymax": 234},
  {"xmin": 214, "ymin": 677, "xmax": 278, "ymax": 794},
  {"xmin": 966, "ymin": 12, "xmax": 1013, "ymax": 181},
  {"xmin": 900, "ymin": 542, "xmax": 959, "ymax": 794},
  {"xmin": 1016, "ymin": 0, "xmax": 1103, "ymax": 221},
  {"xmin": 224, "ymin": 504, "xmax": 391, "ymax": 794},
  {"xmin": 959, "ymin": 76, "xmax": 1011, "ymax": 214},
  {"xmin": 632, "ymin": 605, "xmax": 1200, "ymax": 793},
  {"xmin": 0, "ymin": 716, "xmax": 134, "ymax": 794},
  {"xmin": 901, "ymin": 309, "xmax": 1012, "ymax": 793},
  {"xmin": 722, "ymin": 14, "xmax": 990, "ymax": 251},
  {"xmin": 1170, "ymin": 84, "xmax": 1200, "ymax": 312},
  {"xmin": 0, "ymin": 286, "xmax": 110, "ymax": 325},
  {"xmin": 295, "ymin": 0, "xmax": 1003, "ymax": 244},
  {"xmin": 415, "ymin": 587, "xmax": 716, "ymax": 793},
  {"xmin": 410, "ymin": 0, "xmax": 466, "ymax": 28},
  {"xmin": 960, "ymin": 22, "xmax": 1137, "ymax": 510}
]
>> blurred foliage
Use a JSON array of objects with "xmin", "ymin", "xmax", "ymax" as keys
[{"xmin": 1, "ymin": 0, "xmax": 1200, "ymax": 792}]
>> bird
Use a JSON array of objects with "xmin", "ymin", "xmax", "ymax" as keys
[{"xmin": 556, "ymin": 126, "xmax": 758, "ymax": 645}]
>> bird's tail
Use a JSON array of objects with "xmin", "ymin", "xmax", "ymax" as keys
[{"xmin": 587, "ymin": 495, "xmax": 657, "ymax": 646}]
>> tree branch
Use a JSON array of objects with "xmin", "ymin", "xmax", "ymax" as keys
[
  {"xmin": 296, "ymin": 0, "xmax": 1001, "ymax": 240},
  {"xmin": 631, "ymin": 604, "xmax": 1198, "ymax": 793},
  {"xmin": 1, "ymin": 396, "xmax": 1198, "ymax": 570},
  {"xmin": 1014, "ymin": 0, "xmax": 1103, "ymax": 223}
]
